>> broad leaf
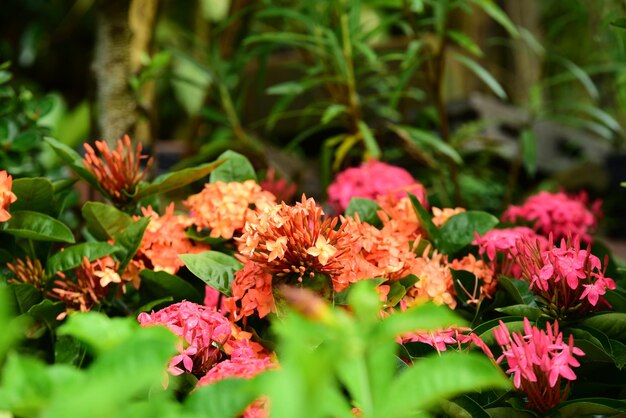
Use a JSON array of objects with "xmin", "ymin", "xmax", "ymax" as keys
[
  {"xmin": 555, "ymin": 398, "xmax": 626, "ymax": 417},
  {"xmin": 438, "ymin": 211, "xmax": 498, "ymax": 254},
  {"xmin": 10, "ymin": 177, "xmax": 55, "ymax": 215},
  {"xmin": 58, "ymin": 312, "xmax": 137, "ymax": 354},
  {"xmin": 44, "ymin": 136, "xmax": 101, "ymax": 191},
  {"xmin": 345, "ymin": 197, "xmax": 383, "ymax": 228},
  {"xmin": 407, "ymin": 192, "xmax": 440, "ymax": 245},
  {"xmin": 82, "ymin": 201, "xmax": 133, "ymax": 241},
  {"xmin": 2, "ymin": 210, "xmax": 74, "ymax": 243},
  {"xmin": 180, "ymin": 251, "xmax": 242, "ymax": 297},
  {"xmin": 210, "ymin": 150, "xmax": 256, "ymax": 183},
  {"xmin": 45, "ymin": 242, "xmax": 118, "ymax": 277},
  {"xmin": 9, "ymin": 283, "xmax": 42, "ymax": 314},
  {"xmin": 579, "ymin": 313, "xmax": 626, "ymax": 343},
  {"xmin": 495, "ymin": 304, "xmax": 542, "ymax": 320},
  {"xmin": 139, "ymin": 269, "xmax": 204, "ymax": 304},
  {"xmin": 379, "ymin": 303, "xmax": 463, "ymax": 339},
  {"xmin": 184, "ymin": 378, "xmax": 261, "ymax": 418},
  {"xmin": 497, "ymin": 276, "xmax": 535, "ymax": 305},
  {"xmin": 134, "ymin": 159, "xmax": 223, "ymax": 201},
  {"xmin": 113, "ymin": 217, "xmax": 150, "ymax": 273}
]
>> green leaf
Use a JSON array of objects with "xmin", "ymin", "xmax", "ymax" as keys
[
  {"xmin": 139, "ymin": 269, "xmax": 204, "ymax": 304},
  {"xmin": 2, "ymin": 210, "xmax": 74, "ymax": 243},
  {"xmin": 447, "ymin": 30, "xmax": 483, "ymax": 57},
  {"xmin": 345, "ymin": 197, "xmax": 383, "ymax": 228},
  {"xmin": 210, "ymin": 150, "xmax": 257, "ymax": 183},
  {"xmin": 453, "ymin": 53, "xmax": 507, "ymax": 100},
  {"xmin": 0, "ymin": 286, "xmax": 28, "ymax": 360},
  {"xmin": 494, "ymin": 304, "xmax": 542, "ymax": 320},
  {"xmin": 556, "ymin": 398, "xmax": 626, "ymax": 417},
  {"xmin": 407, "ymin": 192, "xmax": 441, "ymax": 245},
  {"xmin": 451, "ymin": 269, "xmax": 482, "ymax": 305},
  {"xmin": 26, "ymin": 299, "xmax": 65, "ymax": 330},
  {"xmin": 579, "ymin": 313, "xmax": 626, "ymax": 343},
  {"xmin": 470, "ymin": 0, "xmax": 519, "ymax": 37},
  {"xmin": 45, "ymin": 242, "xmax": 118, "ymax": 277},
  {"xmin": 113, "ymin": 217, "xmax": 150, "ymax": 273},
  {"xmin": 180, "ymin": 251, "xmax": 242, "ymax": 297},
  {"xmin": 440, "ymin": 395, "xmax": 490, "ymax": 418},
  {"xmin": 134, "ymin": 159, "xmax": 223, "ymax": 201},
  {"xmin": 485, "ymin": 407, "xmax": 536, "ymax": 418},
  {"xmin": 472, "ymin": 316, "xmax": 526, "ymax": 346},
  {"xmin": 321, "ymin": 104, "xmax": 347, "ymax": 125},
  {"xmin": 392, "ymin": 125, "xmax": 463, "ymax": 165},
  {"xmin": 58, "ymin": 311, "xmax": 136, "ymax": 354},
  {"xmin": 44, "ymin": 136, "xmax": 102, "ymax": 191},
  {"xmin": 82, "ymin": 201, "xmax": 133, "ymax": 241},
  {"xmin": 357, "ymin": 121, "xmax": 381, "ymax": 160},
  {"xmin": 557, "ymin": 57, "xmax": 599, "ymax": 100},
  {"xmin": 497, "ymin": 276, "xmax": 535, "ymax": 305},
  {"xmin": 9, "ymin": 283, "xmax": 42, "ymax": 314},
  {"xmin": 379, "ymin": 303, "xmax": 464, "ymax": 339},
  {"xmin": 10, "ymin": 177, "xmax": 55, "ymax": 215},
  {"xmin": 610, "ymin": 18, "xmax": 626, "ymax": 29},
  {"xmin": 11, "ymin": 130, "xmax": 40, "ymax": 152},
  {"xmin": 520, "ymin": 129, "xmax": 537, "ymax": 176},
  {"xmin": 438, "ymin": 211, "xmax": 498, "ymax": 254},
  {"xmin": 266, "ymin": 81, "xmax": 305, "ymax": 95},
  {"xmin": 184, "ymin": 378, "xmax": 261, "ymax": 418},
  {"xmin": 382, "ymin": 352, "xmax": 510, "ymax": 416}
]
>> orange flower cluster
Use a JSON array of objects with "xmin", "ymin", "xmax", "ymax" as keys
[
  {"xmin": 405, "ymin": 248, "xmax": 457, "ymax": 309},
  {"xmin": 83, "ymin": 135, "xmax": 153, "ymax": 205},
  {"xmin": 0, "ymin": 170, "xmax": 17, "ymax": 222},
  {"xmin": 184, "ymin": 180, "xmax": 276, "ymax": 240},
  {"xmin": 431, "ymin": 206, "xmax": 466, "ymax": 227},
  {"xmin": 135, "ymin": 203, "xmax": 209, "ymax": 274},
  {"xmin": 227, "ymin": 197, "xmax": 355, "ymax": 318},
  {"xmin": 7, "ymin": 257, "xmax": 45, "ymax": 290}
]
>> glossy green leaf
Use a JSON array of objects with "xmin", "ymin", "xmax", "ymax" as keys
[
  {"xmin": 2, "ymin": 210, "xmax": 74, "ymax": 243},
  {"xmin": 438, "ymin": 211, "xmax": 498, "ymax": 254},
  {"xmin": 408, "ymin": 192, "xmax": 441, "ymax": 245},
  {"xmin": 44, "ymin": 136, "xmax": 101, "ymax": 191},
  {"xmin": 10, "ymin": 177, "xmax": 55, "ymax": 214},
  {"xmin": 345, "ymin": 197, "xmax": 383, "ymax": 228},
  {"xmin": 26, "ymin": 299, "xmax": 65, "ymax": 331},
  {"xmin": 45, "ymin": 242, "xmax": 118, "ymax": 277},
  {"xmin": 497, "ymin": 276, "xmax": 535, "ymax": 305},
  {"xmin": 382, "ymin": 352, "xmax": 510, "ymax": 416},
  {"xmin": 495, "ymin": 304, "xmax": 542, "ymax": 320},
  {"xmin": 82, "ymin": 201, "xmax": 133, "ymax": 241},
  {"xmin": 113, "ymin": 217, "xmax": 150, "ymax": 273},
  {"xmin": 556, "ymin": 398, "xmax": 626, "ymax": 417},
  {"xmin": 473, "ymin": 317, "xmax": 526, "ymax": 346},
  {"xmin": 139, "ymin": 269, "xmax": 204, "ymax": 304},
  {"xmin": 210, "ymin": 150, "xmax": 256, "ymax": 183},
  {"xmin": 453, "ymin": 53, "xmax": 507, "ymax": 100},
  {"xmin": 134, "ymin": 159, "xmax": 223, "ymax": 201},
  {"xmin": 9, "ymin": 283, "xmax": 42, "ymax": 314},
  {"xmin": 180, "ymin": 251, "xmax": 242, "ymax": 297},
  {"xmin": 579, "ymin": 313, "xmax": 626, "ymax": 343}
]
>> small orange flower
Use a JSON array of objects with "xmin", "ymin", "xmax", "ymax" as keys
[
  {"xmin": 431, "ymin": 207, "xmax": 466, "ymax": 227},
  {"xmin": 0, "ymin": 170, "xmax": 17, "ymax": 222},
  {"xmin": 82, "ymin": 135, "xmax": 153, "ymax": 205},
  {"xmin": 306, "ymin": 235, "xmax": 337, "ymax": 266}
]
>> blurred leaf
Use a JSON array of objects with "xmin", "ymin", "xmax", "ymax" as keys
[
  {"xmin": 520, "ymin": 129, "xmax": 537, "ymax": 176},
  {"xmin": 321, "ymin": 104, "xmax": 347, "ymax": 125},
  {"xmin": 171, "ymin": 56, "xmax": 211, "ymax": 116},
  {"xmin": 26, "ymin": 299, "xmax": 65, "ymax": 331},
  {"xmin": 558, "ymin": 57, "xmax": 599, "ymax": 100},
  {"xmin": 453, "ymin": 53, "xmax": 507, "ymax": 99},
  {"xmin": 2, "ymin": 210, "xmax": 74, "ymax": 243},
  {"xmin": 357, "ymin": 121, "xmax": 381, "ymax": 160},
  {"xmin": 379, "ymin": 302, "xmax": 464, "ymax": 339},
  {"xmin": 139, "ymin": 269, "xmax": 204, "ymax": 304},
  {"xmin": 0, "ymin": 286, "xmax": 27, "ymax": 361},
  {"xmin": 10, "ymin": 177, "xmax": 55, "ymax": 215},
  {"xmin": 438, "ymin": 211, "xmax": 498, "ymax": 254},
  {"xmin": 209, "ymin": 150, "xmax": 256, "ymax": 183},
  {"xmin": 382, "ymin": 352, "xmax": 510, "ymax": 416},
  {"xmin": 556, "ymin": 398, "xmax": 626, "ymax": 417},
  {"xmin": 180, "ymin": 251, "xmax": 242, "ymax": 297},
  {"xmin": 470, "ymin": 0, "xmax": 519, "ymax": 37},
  {"xmin": 610, "ymin": 18, "xmax": 626, "ymax": 29},
  {"xmin": 58, "ymin": 312, "xmax": 136, "ymax": 354},
  {"xmin": 184, "ymin": 378, "xmax": 260, "ymax": 417},
  {"xmin": 447, "ymin": 30, "xmax": 483, "ymax": 57},
  {"xmin": 345, "ymin": 197, "xmax": 383, "ymax": 228},
  {"xmin": 81, "ymin": 201, "xmax": 133, "ymax": 241},
  {"xmin": 266, "ymin": 81, "xmax": 305, "ymax": 96},
  {"xmin": 11, "ymin": 131, "xmax": 40, "ymax": 152},
  {"xmin": 391, "ymin": 125, "xmax": 462, "ymax": 165},
  {"xmin": 45, "ymin": 242, "xmax": 118, "ymax": 277},
  {"xmin": 135, "ymin": 160, "xmax": 223, "ymax": 201}
]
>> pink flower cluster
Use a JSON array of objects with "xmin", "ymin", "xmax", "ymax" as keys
[
  {"xmin": 400, "ymin": 325, "xmax": 472, "ymax": 352},
  {"xmin": 327, "ymin": 160, "xmax": 427, "ymax": 212},
  {"xmin": 516, "ymin": 236, "xmax": 615, "ymax": 317},
  {"xmin": 482, "ymin": 318, "xmax": 584, "ymax": 413},
  {"xmin": 473, "ymin": 227, "xmax": 547, "ymax": 278},
  {"xmin": 502, "ymin": 191, "xmax": 601, "ymax": 242},
  {"xmin": 138, "ymin": 301, "xmax": 233, "ymax": 376}
]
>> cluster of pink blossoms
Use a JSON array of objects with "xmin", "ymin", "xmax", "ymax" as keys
[
  {"xmin": 516, "ymin": 236, "xmax": 615, "ymax": 317},
  {"xmin": 327, "ymin": 160, "xmax": 428, "ymax": 212},
  {"xmin": 476, "ymin": 318, "xmax": 584, "ymax": 414},
  {"xmin": 502, "ymin": 190, "xmax": 601, "ymax": 242}
]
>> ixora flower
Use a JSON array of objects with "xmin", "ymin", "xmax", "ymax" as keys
[
  {"xmin": 135, "ymin": 203, "xmax": 209, "ymax": 274},
  {"xmin": 400, "ymin": 325, "xmax": 472, "ymax": 353},
  {"xmin": 227, "ymin": 197, "xmax": 355, "ymax": 319},
  {"xmin": 0, "ymin": 170, "xmax": 17, "ymax": 222},
  {"xmin": 476, "ymin": 318, "xmax": 584, "ymax": 414},
  {"xmin": 6, "ymin": 256, "xmax": 46, "ymax": 290},
  {"xmin": 82, "ymin": 135, "xmax": 153, "ymax": 206},
  {"xmin": 184, "ymin": 180, "xmax": 276, "ymax": 240},
  {"xmin": 502, "ymin": 190, "xmax": 601, "ymax": 242},
  {"xmin": 431, "ymin": 207, "xmax": 465, "ymax": 227},
  {"xmin": 516, "ymin": 236, "xmax": 615, "ymax": 318},
  {"xmin": 327, "ymin": 159, "xmax": 428, "ymax": 212}
]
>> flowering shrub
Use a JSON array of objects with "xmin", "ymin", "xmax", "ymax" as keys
[{"xmin": 1, "ymin": 144, "xmax": 626, "ymax": 418}]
